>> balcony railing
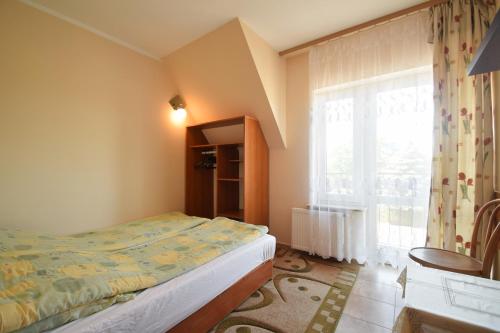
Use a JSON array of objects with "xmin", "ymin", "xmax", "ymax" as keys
[{"xmin": 324, "ymin": 172, "xmax": 430, "ymax": 228}]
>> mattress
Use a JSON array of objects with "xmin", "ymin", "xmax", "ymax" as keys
[{"xmin": 48, "ymin": 234, "xmax": 276, "ymax": 333}]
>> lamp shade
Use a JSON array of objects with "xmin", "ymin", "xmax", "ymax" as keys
[
  {"xmin": 169, "ymin": 95, "xmax": 186, "ymax": 110},
  {"xmin": 468, "ymin": 9, "xmax": 500, "ymax": 75}
]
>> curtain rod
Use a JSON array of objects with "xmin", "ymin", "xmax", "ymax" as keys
[{"xmin": 279, "ymin": 0, "xmax": 448, "ymax": 56}]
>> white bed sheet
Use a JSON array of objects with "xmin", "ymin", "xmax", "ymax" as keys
[{"xmin": 49, "ymin": 234, "xmax": 276, "ymax": 333}]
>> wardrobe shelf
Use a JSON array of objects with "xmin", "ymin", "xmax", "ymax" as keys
[
  {"xmin": 218, "ymin": 143, "xmax": 243, "ymax": 147},
  {"xmin": 218, "ymin": 209, "xmax": 244, "ymax": 221},
  {"xmin": 217, "ymin": 178, "xmax": 243, "ymax": 182},
  {"xmin": 185, "ymin": 115, "xmax": 268, "ymax": 226},
  {"xmin": 190, "ymin": 144, "xmax": 216, "ymax": 149},
  {"xmin": 190, "ymin": 143, "xmax": 243, "ymax": 149}
]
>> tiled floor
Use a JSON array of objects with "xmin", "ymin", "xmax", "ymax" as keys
[{"xmin": 336, "ymin": 264, "xmax": 404, "ymax": 333}]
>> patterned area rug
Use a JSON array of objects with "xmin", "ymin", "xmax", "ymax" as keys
[{"xmin": 212, "ymin": 245, "xmax": 360, "ymax": 333}]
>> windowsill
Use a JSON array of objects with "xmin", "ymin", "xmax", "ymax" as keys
[{"xmin": 307, "ymin": 204, "xmax": 367, "ymax": 212}]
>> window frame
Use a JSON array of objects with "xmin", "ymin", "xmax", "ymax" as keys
[{"xmin": 311, "ymin": 66, "xmax": 433, "ymax": 208}]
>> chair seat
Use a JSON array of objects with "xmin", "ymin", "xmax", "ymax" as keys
[{"xmin": 409, "ymin": 247, "xmax": 483, "ymax": 276}]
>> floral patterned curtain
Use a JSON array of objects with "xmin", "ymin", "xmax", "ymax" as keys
[{"xmin": 426, "ymin": 0, "xmax": 496, "ymax": 255}]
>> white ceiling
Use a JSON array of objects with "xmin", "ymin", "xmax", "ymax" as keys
[{"xmin": 26, "ymin": 0, "xmax": 426, "ymax": 59}]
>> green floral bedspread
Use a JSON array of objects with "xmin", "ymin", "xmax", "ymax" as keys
[{"xmin": 0, "ymin": 212, "xmax": 268, "ymax": 333}]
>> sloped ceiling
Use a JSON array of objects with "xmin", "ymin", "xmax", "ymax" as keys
[{"xmin": 163, "ymin": 19, "xmax": 286, "ymax": 148}]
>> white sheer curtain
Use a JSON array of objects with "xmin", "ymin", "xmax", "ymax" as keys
[{"xmin": 309, "ymin": 12, "xmax": 434, "ymax": 267}]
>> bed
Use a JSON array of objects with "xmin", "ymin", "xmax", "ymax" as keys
[
  {"xmin": 0, "ymin": 213, "xmax": 275, "ymax": 333},
  {"xmin": 51, "ymin": 234, "xmax": 275, "ymax": 333}
]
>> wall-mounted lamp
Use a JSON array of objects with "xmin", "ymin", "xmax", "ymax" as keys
[{"xmin": 169, "ymin": 94, "xmax": 187, "ymax": 123}]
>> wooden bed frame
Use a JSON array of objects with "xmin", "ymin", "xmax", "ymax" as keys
[{"xmin": 168, "ymin": 259, "xmax": 273, "ymax": 333}]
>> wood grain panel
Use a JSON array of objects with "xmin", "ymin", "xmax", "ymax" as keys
[
  {"xmin": 244, "ymin": 117, "xmax": 269, "ymax": 226},
  {"xmin": 217, "ymin": 145, "xmax": 240, "ymax": 179},
  {"xmin": 185, "ymin": 127, "xmax": 214, "ymax": 218},
  {"xmin": 190, "ymin": 116, "xmax": 246, "ymax": 130},
  {"xmin": 217, "ymin": 180, "xmax": 240, "ymax": 216},
  {"xmin": 185, "ymin": 116, "xmax": 269, "ymax": 225},
  {"xmin": 168, "ymin": 260, "xmax": 273, "ymax": 333}
]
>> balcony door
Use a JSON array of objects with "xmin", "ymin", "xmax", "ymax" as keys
[{"xmin": 311, "ymin": 66, "xmax": 434, "ymax": 266}]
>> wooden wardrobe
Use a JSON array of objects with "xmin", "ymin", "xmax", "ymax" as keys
[{"xmin": 185, "ymin": 116, "xmax": 269, "ymax": 226}]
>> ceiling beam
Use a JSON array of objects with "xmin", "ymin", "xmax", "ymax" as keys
[{"xmin": 279, "ymin": 0, "xmax": 448, "ymax": 56}]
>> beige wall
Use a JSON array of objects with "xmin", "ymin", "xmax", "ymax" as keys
[
  {"xmin": 270, "ymin": 33, "xmax": 500, "ymax": 246},
  {"xmin": 163, "ymin": 19, "xmax": 286, "ymax": 148},
  {"xmin": 240, "ymin": 20, "xmax": 287, "ymax": 142},
  {"xmin": 0, "ymin": 1, "xmax": 185, "ymax": 234},
  {"xmin": 269, "ymin": 53, "xmax": 309, "ymax": 244},
  {"xmin": 1, "ymin": 0, "xmax": 497, "ymax": 244}
]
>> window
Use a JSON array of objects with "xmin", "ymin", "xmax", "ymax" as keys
[{"xmin": 311, "ymin": 66, "xmax": 433, "ymax": 259}]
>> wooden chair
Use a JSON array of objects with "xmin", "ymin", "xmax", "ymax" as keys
[{"xmin": 409, "ymin": 198, "xmax": 500, "ymax": 278}]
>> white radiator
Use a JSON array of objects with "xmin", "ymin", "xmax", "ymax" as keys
[{"xmin": 291, "ymin": 207, "xmax": 367, "ymax": 263}]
